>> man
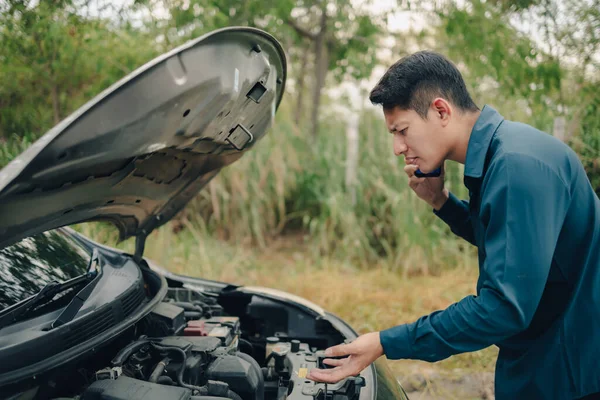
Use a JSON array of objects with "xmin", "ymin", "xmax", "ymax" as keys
[{"xmin": 306, "ymin": 51, "xmax": 600, "ymax": 400}]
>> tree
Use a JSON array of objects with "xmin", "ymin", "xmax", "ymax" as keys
[
  {"xmin": 144, "ymin": 0, "xmax": 394, "ymax": 137},
  {"xmin": 283, "ymin": 0, "xmax": 389, "ymax": 137},
  {"xmin": 0, "ymin": 0, "xmax": 159, "ymax": 139},
  {"xmin": 430, "ymin": 0, "xmax": 599, "ymax": 190}
]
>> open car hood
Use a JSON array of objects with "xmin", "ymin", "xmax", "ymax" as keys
[{"xmin": 0, "ymin": 27, "xmax": 286, "ymax": 249}]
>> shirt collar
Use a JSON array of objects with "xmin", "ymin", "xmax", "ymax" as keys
[{"xmin": 464, "ymin": 105, "xmax": 504, "ymax": 179}]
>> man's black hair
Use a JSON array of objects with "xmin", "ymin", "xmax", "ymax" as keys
[{"xmin": 369, "ymin": 51, "xmax": 479, "ymax": 118}]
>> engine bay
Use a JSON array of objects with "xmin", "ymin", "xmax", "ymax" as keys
[{"xmin": 7, "ymin": 280, "xmax": 366, "ymax": 400}]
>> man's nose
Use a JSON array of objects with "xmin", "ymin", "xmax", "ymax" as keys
[{"xmin": 393, "ymin": 135, "xmax": 407, "ymax": 156}]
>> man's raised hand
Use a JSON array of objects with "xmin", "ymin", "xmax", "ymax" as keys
[{"xmin": 306, "ymin": 332, "xmax": 384, "ymax": 384}]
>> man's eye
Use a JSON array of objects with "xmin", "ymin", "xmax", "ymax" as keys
[{"xmin": 400, "ymin": 128, "xmax": 408, "ymax": 135}]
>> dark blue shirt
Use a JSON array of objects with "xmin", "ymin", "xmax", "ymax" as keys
[{"xmin": 380, "ymin": 105, "xmax": 600, "ymax": 400}]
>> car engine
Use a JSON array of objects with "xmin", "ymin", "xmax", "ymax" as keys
[{"xmin": 31, "ymin": 286, "xmax": 365, "ymax": 400}]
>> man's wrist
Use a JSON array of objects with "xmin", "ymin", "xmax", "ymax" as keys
[
  {"xmin": 431, "ymin": 189, "xmax": 449, "ymax": 211},
  {"xmin": 375, "ymin": 331, "xmax": 385, "ymax": 357}
]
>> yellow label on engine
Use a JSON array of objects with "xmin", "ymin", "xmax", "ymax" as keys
[{"xmin": 298, "ymin": 368, "xmax": 308, "ymax": 378}]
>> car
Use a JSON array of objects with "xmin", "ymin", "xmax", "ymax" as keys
[{"xmin": 0, "ymin": 27, "xmax": 409, "ymax": 400}]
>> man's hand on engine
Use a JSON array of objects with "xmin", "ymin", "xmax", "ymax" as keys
[{"xmin": 306, "ymin": 332, "xmax": 384, "ymax": 384}]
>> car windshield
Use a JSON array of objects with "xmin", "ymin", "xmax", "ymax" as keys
[{"xmin": 0, "ymin": 229, "xmax": 91, "ymax": 312}]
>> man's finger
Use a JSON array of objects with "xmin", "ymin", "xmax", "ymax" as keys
[
  {"xmin": 307, "ymin": 367, "xmax": 350, "ymax": 384},
  {"xmin": 309, "ymin": 367, "xmax": 340, "ymax": 376},
  {"xmin": 324, "ymin": 342, "xmax": 355, "ymax": 357},
  {"xmin": 403, "ymin": 164, "xmax": 418, "ymax": 177},
  {"xmin": 323, "ymin": 358, "xmax": 345, "ymax": 367},
  {"xmin": 306, "ymin": 367, "xmax": 339, "ymax": 381},
  {"xmin": 409, "ymin": 175, "xmax": 425, "ymax": 185}
]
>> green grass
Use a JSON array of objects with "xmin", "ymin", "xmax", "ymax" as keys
[{"xmin": 0, "ymin": 133, "xmax": 35, "ymax": 167}]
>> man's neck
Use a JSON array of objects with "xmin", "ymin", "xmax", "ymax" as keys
[{"xmin": 446, "ymin": 109, "xmax": 481, "ymax": 165}]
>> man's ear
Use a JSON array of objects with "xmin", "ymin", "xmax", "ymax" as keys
[{"xmin": 431, "ymin": 98, "xmax": 451, "ymax": 126}]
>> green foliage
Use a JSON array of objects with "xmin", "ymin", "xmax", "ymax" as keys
[
  {"xmin": 441, "ymin": 0, "xmax": 562, "ymax": 116},
  {"xmin": 491, "ymin": 0, "xmax": 541, "ymax": 12},
  {"xmin": 0, "ymin": 134, "xmax": 34, "ymax": 168},
  {"xmin": 436, "ymin": 0, "xmax": 599, "ymax": 154},
  {"xmin": 147, "ymin": 0, "xmax": 391, "ymax": 84},
  {"xmin": 0, "ymin": 0, "xmax": 598, "ymax": 274},
  {"xmin": 572, "ymin": 84, "xmax": 600, "ymax": 195},
  {"xmin": 0, "ymin": 0, "xmax": 160, "ymax": 138},
  {"xmin": 329, "ymin": 13, "xmax": 383, "ymax": 82}
]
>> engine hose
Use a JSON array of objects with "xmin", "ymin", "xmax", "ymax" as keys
[
  {"xmin": 184, "ymin": 311, "xmax": 203, "ymax": 320},
  {"xmin": 157, "ymin": 375, "xmax": 175, "ymax": 385},
  {"xmin": 171, "ymin": 301, "xmax": 203, "ymax": 313},
  {"xmin": 190, "ymin": 397, "xmax": 235, "ymax": 400},
  {"xmin": 225, "ymin": 390, "xmax": 243, "ymax": 400},
  {"xmin": 238, "ymin": 338, "xmax": 254, "ymax": 355},
  {"xmin": 149, "ymin": 356, "xmax": 170, "ymax": 383},
  {"xmin": 236, "ymin": 351, "xmax": 264, "ymax": 400},
  {"xmin": 150, "ymin": 343, "xmax": 209, "ymax": 395},
  {"xmin": 111, "ymin": 338, "xmax": 150, "ymax": 367},
  {"xmin": 150, "ymin": 343, "xmax": 244, "ymax": 400}
]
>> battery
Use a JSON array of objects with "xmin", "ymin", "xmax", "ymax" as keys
[
  {"xmin": 183, "ymin": 316, "xmax": 239, "ymax": 347},
  {"xmin": 146, "ymin": 302, "xmax": 186, "ymax": 336}
]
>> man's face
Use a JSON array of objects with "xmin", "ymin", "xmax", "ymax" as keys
[{"xmin": 383, "ymin": 105, "xmax": 448, "ymax": 173}]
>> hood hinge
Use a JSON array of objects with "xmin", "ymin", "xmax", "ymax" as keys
[{"xmin": 134, "ymin": 230, "xmax": 147, "ymax": 263}]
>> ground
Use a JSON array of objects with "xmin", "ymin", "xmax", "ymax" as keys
[{"xmin": 398, "ymin": 366, "xmax": 495, "ymax": 399}]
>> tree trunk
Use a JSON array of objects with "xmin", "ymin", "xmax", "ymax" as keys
[
  {"xmin": 345, "ymin": 113, "xmax": 359, "ymax": 206},
  {"xmin": 294, "ymin": 43, "xmax": 310, "ymax": 126},
  {"xmin": 310, "ymin": 9, "xmax": 328, "ymax": 138},
  {"xmin": 51, "ymin": 84, "xmax": 61, "ymax": 124},
  {"xmin": 553, "ymin": 116, "xmax": 567, "ymax": 142}
]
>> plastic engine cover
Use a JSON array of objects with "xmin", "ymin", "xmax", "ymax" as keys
[
  {"xmin": 83, "ymin": 375, "xmax": 191, "ymax": 400},
  {"xmin": 207, "ymin": 354, "xmax": 263, "ymax": 400}
]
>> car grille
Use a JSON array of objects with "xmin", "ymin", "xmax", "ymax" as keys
[
  {"xmin": 63, "ymin": 307, "xmax": 115, "ymax": 349},
  {"xmin": 121, "ymin": 283, "xmax": 146, "ymax": 317},
  {"xmin": 62, "ymin": 283, "xmax": 145, "ymax": 349}
]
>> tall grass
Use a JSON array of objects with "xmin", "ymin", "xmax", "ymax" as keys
[
  {"xmin": 182, "ymin": 98, "xmax": 475, "ymax": 273},
  {"xmin": 0, "ymin": 133, "xmax": 35, "ymax": 167}
]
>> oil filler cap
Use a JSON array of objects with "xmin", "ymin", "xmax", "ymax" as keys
[{"xmin": 291, "ymin": 339, "xmax": 301, "ymax": 352}]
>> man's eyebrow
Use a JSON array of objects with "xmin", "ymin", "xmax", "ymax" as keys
[{"xmin": 388, "ymin": 121, "xmax": 407, "ymax": 133}]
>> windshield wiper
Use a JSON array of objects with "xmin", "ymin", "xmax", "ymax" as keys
[
  {"xmin": 51, "ymin": 248, "xmax": 103, "ymax": 328},
  {"xmin": 0, "ymin": 248, "xmax": 102, "ymax": 330}
]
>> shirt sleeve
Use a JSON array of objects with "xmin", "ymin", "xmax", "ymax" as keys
[
  {"xmin": 380, "ymin": 154, "xmax": 571, "ymax": 361},
  {"xmin": 433, "ymin": 191, "xmax": 477, "ymax": 246}
]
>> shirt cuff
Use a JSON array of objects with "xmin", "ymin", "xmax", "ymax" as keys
[
  {"xmin": 379, "ymin": 324, "xmax": 414, "ymax": 360},
  {"xmin": 433, "ymin": 191, "xmax": 467, "ymax": 224}
]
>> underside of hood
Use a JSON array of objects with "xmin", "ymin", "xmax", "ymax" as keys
[{"xmin": 0, "ymin": 27, "xmax": 286, "ymax": 250}]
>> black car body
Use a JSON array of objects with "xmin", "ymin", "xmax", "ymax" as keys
[{"xmin": 0, "ymin": 27, "xmax": 409, "ymax": 400}]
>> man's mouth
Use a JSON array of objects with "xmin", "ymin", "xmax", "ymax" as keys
[{"xmin": 405, "ymin": 157, "xmax": 419, "ymax": 165}]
